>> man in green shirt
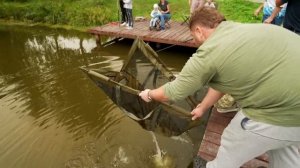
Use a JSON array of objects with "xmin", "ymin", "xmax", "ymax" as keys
[{"xmin": 139, "ymin": 7, "xmax": 300, "ymax": 168}]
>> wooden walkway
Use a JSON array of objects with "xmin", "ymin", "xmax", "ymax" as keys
[
  {"xmin": 199, "ymin": 109, "xmax": 269, "ymax": 168},
  {"xmin": 88, "ymin": 20, "xmax": 197, "ymax": 48}
]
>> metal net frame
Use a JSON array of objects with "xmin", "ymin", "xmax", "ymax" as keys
[{"xmin": 80, "ymin": 38, "xmax": 207, "ymax": 136}]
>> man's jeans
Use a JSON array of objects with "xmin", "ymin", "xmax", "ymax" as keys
[{"xmin": 207, "ymin": 111, "xmax": 300, "ymax": 168}]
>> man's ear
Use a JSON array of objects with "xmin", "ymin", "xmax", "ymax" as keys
[{"xmin": 195, "ymin": 26, "xmax": 204, "ymax": 36}]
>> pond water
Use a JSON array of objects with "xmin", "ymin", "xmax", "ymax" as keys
[{"xmin": 0, "ymin": 25, "xmax": 205, "ymax": 168}]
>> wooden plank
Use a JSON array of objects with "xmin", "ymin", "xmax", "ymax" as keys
[
  {"xmin": 169, "ymin": 26, "xmax": 189, "ymax": 42},
  {"xmin": 209, "ymin": 113, "xmax": 233, "ymax": 126},
  {"xmin": 213, "ymin": 110, "xmax": 237, "ymax": 118},
  {"xmin": 202, "ymin": 131, "xmax": 221, "ymax": 145},
  {"xmin": 206, "ymin": 120, "xmax": 227, "ymax": 134},
  {"xmin": 199, "ymin": 140, "xmax": 219, "ymax": 158},
  {"xmin": 198, "ymin": 151, "xmax": 215, "ymax": 161}
]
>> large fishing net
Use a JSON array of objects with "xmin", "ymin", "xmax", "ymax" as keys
[{"xmin": 80, "ymin": 39, "xmax": 208, "ymax": 136}]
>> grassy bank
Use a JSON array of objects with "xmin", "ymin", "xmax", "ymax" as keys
[{"xmin": 0, "ymin": 0, "xmax": 262, "ymax": 29}]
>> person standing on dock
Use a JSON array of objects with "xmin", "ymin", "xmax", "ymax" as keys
[
  {"xmin": 123, "ymin": 0, "xmax": 133, "ymax": 29},
  {"xmin": 140, "ymin": 7, "xmax": 300, "ymax": 168},
  {"xmin": 119, "ymin": 0, "xmax": 128, "ymax": 26}
]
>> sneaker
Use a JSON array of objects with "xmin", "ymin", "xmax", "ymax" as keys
[
  {"xmin": 193, "ymin": 155, "xmax": 207, "ymax": 168},
  {"xmin": 120, "ymin": 22, "xmax": 127, "ymax": 26},
  {"xmin": 126, "ymin": 23, "xmax": 129, "ymax": 27},
  {"xmin": 126, "ymin": 26, "xmax": 133, "ymax": 30},
  {"xmin": 214, "ymin": 94, "xmax": 240, "ymax": 113}
]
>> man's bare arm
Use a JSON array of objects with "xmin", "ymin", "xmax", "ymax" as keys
[{"xmin": 191, "ymin": 87, "xmax": 224, "ymax": 120}]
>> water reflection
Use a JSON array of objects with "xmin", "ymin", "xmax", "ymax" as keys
[
  {"xmin": 25, "ymin": 35, "xmax": 98, "ymax": 54},
  {"xmin": 0, "ymin": 25, "xmax": 203, "ymax": 168}
]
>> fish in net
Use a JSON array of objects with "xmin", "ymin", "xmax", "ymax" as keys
[{"xmin": 80, "ymin": 38, "xmax": 208, "ymax": 136}]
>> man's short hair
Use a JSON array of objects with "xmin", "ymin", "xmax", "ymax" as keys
[{"xmin": 189, "ymin": 7, "xmax": 226, "ymax": 30}]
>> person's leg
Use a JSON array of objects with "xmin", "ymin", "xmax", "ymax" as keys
[
  {"xmin": 163, "ymin": 14, "xmax": 171, "ymax": 28},
  {"xmin": 122, "ymin": 9, "xmax": 127, "ymax": 23},
  {"xmin": 268, "ymin": 145, "xmax": 300, "ymax": 168},
  {"xmin": 150, "ymin": 19, "xmax": 154, "ymax": 27},
  {"xmin": 159, "ymin": 14, "xmax": 166, "ymax": 29},
  {"xmin": 119, "ymin": 1, "xmax": 126, "ymax": 23},
  {"xmin": 207, "ymin": 112, "xmax": 270, "ymax": 168},
  {"xmin": 120, "ymin": 7, "xmax": 127, "ymax": 26},
  {"xmin": 153, "ymin": 17, "xmax": 159, "ymax": 27},
  {"xmin": 120, "ymin": 8, "xmax": 126, "ymax": 23},
  {"xmin": 126, "ymin": 9, "xmax": 133, "ymax": 27},
  {"xmin": 207, "ymin": 111, "xmax": 300, "ymax": 168},
  {"xmin": 164, "ymin": 14, "xmax": 171, "ymax": 21},
  {"xmin": 124, "ymin": 8, "xmax": 129, "ymax": 25}
]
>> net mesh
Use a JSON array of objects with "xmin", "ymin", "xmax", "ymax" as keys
[{"xmin": 81, "ymin": 39, "xmax": 208, "ymax": 136}]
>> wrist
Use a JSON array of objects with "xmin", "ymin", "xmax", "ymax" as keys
[
  {"xmin": 147, "ymin": 89, "xmax": 152, "ymax": 101},
  {"xmin": 196, "ymin": 103, "xmax": 208, "ymax": 112}
]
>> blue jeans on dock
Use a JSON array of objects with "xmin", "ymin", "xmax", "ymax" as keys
[{"xmin": 159, "ymin": 13, "xmax": 171, "ymax": 29}]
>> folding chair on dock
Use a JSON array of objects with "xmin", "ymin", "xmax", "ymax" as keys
[
  {"xmin": 155, "ymin": 18, "xmax": 171, "ymax": 30},
  {"xmin": 181, "ymin": 15, "xmax": 190, "ymax": 25}
]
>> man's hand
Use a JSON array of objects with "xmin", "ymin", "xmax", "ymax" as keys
[
  {"xmin": 139, "ymin": 89, "xmax": 152, "ymax": 102},
  {"xmin": 191, "ymin": 105, "xmax": 206, "ymax": 120}
]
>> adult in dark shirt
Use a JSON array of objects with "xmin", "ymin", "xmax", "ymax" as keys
[
  {"xmin": 158, "ymin": 0, "xmax": 171, "ymax": 30},
  {"xmin": 276, "ymin": 0, "xmax": 300, "ymax": 34}
]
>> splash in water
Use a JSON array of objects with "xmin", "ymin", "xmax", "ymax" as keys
[{"xmin": 150, "ymin": 131, "xmax": 174, "ymax": 168}]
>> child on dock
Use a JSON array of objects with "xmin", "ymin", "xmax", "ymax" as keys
[
  {"xmin": 149, "ymin": 4, "xmax": 161, "ymax": 30},
  {"xmin": 123, "ymin": 0, "xmax": 133, "ymax": 29}
]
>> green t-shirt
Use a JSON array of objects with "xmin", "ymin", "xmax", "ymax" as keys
[{"xmin": 163, "ymin": 21, "xmax": 300, "ymax": 127}]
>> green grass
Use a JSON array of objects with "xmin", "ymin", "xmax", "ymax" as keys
[
  {"xmin": 217, "ymin": 0, "xmax": 262, "ymax": 23},
  {"xmin": 0, "ymin": 0, "xmax": 262, "ymax": 29}
]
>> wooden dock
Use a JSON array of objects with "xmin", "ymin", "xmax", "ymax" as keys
[
  {"xmin": 88, "ymin": 20, "xmax": 197, "ymax": 48},
  {"xmin": 199, "ymin": 109, "xmax": 269, "ymax": 167}
]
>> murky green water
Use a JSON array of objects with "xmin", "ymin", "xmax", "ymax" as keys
[{"xmin": 0, "ymin": 25, "xmax": 205, "ymax": 168}]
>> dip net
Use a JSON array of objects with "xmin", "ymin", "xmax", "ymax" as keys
[{"xmin": 80, "ymin": 39, "xmax": 208, "ymax": 136}]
